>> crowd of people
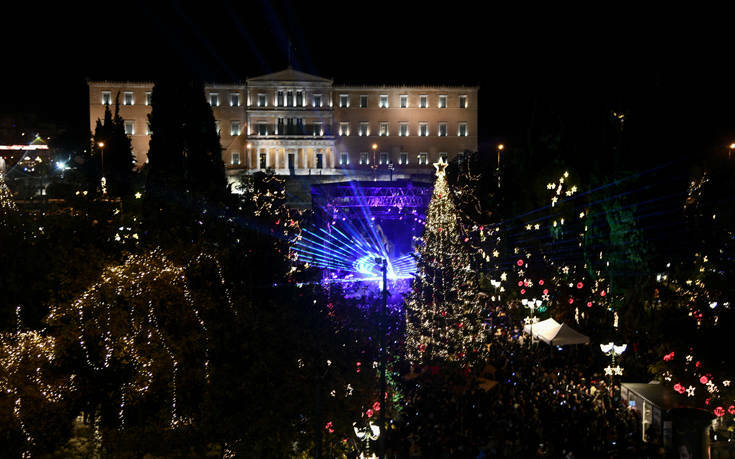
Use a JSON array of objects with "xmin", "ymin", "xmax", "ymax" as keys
[{"xmin": 389, "ymin": 305, "xmax": 653, "ymax": 458}]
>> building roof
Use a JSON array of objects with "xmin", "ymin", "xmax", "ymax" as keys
[
  {"xmin": 622, "ymin": 382, "xmax": 696, "ymax": 411},
  {"xmin": 247, "ymin": 67, "xmax": 332, "ymax": 83}
]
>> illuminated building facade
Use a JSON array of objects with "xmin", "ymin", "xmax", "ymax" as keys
[{"xmin": 88, "ymin": 68, "xmax": 478, "ymax": 180}]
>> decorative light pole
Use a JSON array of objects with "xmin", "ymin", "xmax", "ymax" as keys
[
  {"xmin": 600, "ymin": 342, "xmax": 627, "ymax": 393},
  {"xmin": 522, "ymin": 298, "xmax": 542, "ymax": 348},
  {"xmin": 353, "ymin": 421, "xmax": 380, "ymax": 458}
]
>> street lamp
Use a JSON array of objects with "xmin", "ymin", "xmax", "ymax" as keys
[
  {"xmin": 729, "ymin": 143, "xmax": 735, "ymax": 160},
  {"xmin": 600, "ymin": 342, "xmax": 627, "ymax": 393},
  {"xmin": 371, "ymin": 143, "xmax": 378, "ymax": 181},
  {"xmin": 496, "ymin": 144, "xmax": 504, "ymax": 188},
  {"xmin": 373, "ymin": 256, "xmax": 388, "ymax": 459},
  {"xmin": 522, "ymin": 298, "xmax": 542, "ymax": 348},
  {"xmin": 353, "ymin": 421, "xmax": 380, "ymax": 458},
  {"xmin": 97, "ymin": 141, "xmax": 107, "ymax": 195}
]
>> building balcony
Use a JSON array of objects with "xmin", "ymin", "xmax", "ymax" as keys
[{"xmin": 253, "ymin": 124, "xmax": 335, "ymax": 138}]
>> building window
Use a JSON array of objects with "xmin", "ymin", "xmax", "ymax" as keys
[
  {"xmin": 296, "ymin": 91, "xmax": 303, "ymax": 107},
  {"xmin": 340, "ymin": 152, "xmax": 349, "ymax": 165},
  {"xmin": 458, "ymin": 122, "xmax": 468, "ymax": 136},
  {"xmin": 359, "ymin": 122, "xmax": 369, "ymax": 136},
  {"xmin": 419, "ymin": 95, "xmax": 428, "ymax": 108},
  {"xmin": 231, "ymin": 152, "xmax": 241, "ymax": 165},
  {"xmin": 101, "ymin": 91, "xmax": 111, "ymax": 105},
  {"xmin": 459, "ymin": 95, "xmax": 467, "ymax": 108},
  {"xmin": 259, "ymin": 152, "xmax": 267, "ymax": 169},
  {"xmin": 145, "ymin": 92, "xmax": 152, "ymax": 106},
  {"xmin": 339, "ymin": 122, "xmax": 350, "ymax": 136},
  {"xmin": 313, "ymin": 122, "xmax": 323, "ymax": 136},
  {"xmin": 360, "ymin": 95, "xmax": 368, "ymax": 108},
  {"xmin": 439, "ymin": 95, "xmax": 447, "ymax": 108},
  {"xmin": 399, "ymin": 152, "xmax": 408, "ymax": 165},
  {"xmin": 285, "ymin": 91, "xmax": 292, "ymax": 107},
  {"xmin": 257, "ymin": 122, "xmax": 268, "ymax": 136},
  {"xmin": 230, "ymin": 121, "xmax": 241, "ymax": 136},
  {"xmin": 258, "ymin": 94, "xmax": 267, "ymax": 107},
  {"xmin": 438, "ymin": 122, "xmax": 448, "ymax": 136},
  {"xmin": 379, "ymin": 95, "xmax": 389, "ymax": 108},
  {"xmin": 379, "ymin": 122, "xmax": 389, "ymax": 136},
  {"xmin": 400, "ymin": 95, "xmax": 408, "ymax": 108},
  {"xmin": 313, "ymin": 94, "xmax": 322, "ymax": 108},
  {"xmin": 379, "ymin": 152, "xmax": 389, "ymax": 165},
  {"xmin": 231, "ymin": 93, "xmax": 240, "ymax": 107},
  {"xmin": 315, "ymin": 153, "xmax": 324, "ymax": 169},
  {"xmin": 123, "ymin": 91, "xmax": 134, "ymax": 106},
  {"xmin": 418, "ymin": 152, "xmax": 428, "ymax": 165},
  {"xmin": 277, "ymin": 91, "xmax": 284, "ymax": 107},
  {"xmin": 210, "ymin": 93, "xmax": 219, "ymax": 106},
  {"xmin": 419, "ymin": 122, "xmax": 428, "ymax": 136},
  {"xmin": 440, "ymin": 152, "xmax": 448, "ymax": 162},
  {"xmin": 215, "ymin": 121, "xmax": 220, "ymax": 134},
  {"xmin": 360, "ymin": 152, "xmax": 369, "ymax": 165},
  {"xmin": 145, "ymin": 124, "xmax": 151, "ymax": 135},
  {"xmin": 399, "ymin": 123, "xmax": 409, "ymax": 137},
  {"xmin": 124, "ymin": 120, "xmax": 134, "ymax": 135},
  {"xmin": 339, "ymin": 94, "xmax": 349, "ymax": 108}
]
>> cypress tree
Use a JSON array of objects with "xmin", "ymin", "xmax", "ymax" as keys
[
  {"xmin": 144, "ymin": 79, "xmax": 226, "ymax": 230},
  {"xmin": 107, "ymin": 95, "xmax": 135, "ymax": 197},
  {"xmin": 90, "ymin": 95, "xmax": 135, "ymax": 198}
]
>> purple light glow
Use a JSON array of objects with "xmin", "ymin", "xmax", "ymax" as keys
[{"xmin": 292, "ymin": 180, "xmax": 431, "ymax": 293}]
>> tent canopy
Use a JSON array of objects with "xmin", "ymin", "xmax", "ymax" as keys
[{"xmin": 523, "ymin": 318, "xmax": 590, "ymax": 346}]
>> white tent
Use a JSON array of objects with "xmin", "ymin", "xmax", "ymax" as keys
[{"xmin": 523, "ymin": 318, "xmax": 590, "ymax": 346}]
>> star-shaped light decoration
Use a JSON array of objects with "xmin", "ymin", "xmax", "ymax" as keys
[
  {"xmin": 492, "ymin": 250, "xmax": 500, "ymax": 258},
  {"xmin": 686, "ymin": 355, "xmax": 693, "ymax": 363},
  {"xmin": 724, "ymin": 380, "xmax": 731, "ymax": 387},
  {"xmin": 614, "ymin": 366, "xmax": 624, "ymax": 376},
  {"xmin": 534, "ymin": 224, "xmax": 541, "ymax": 230},
  {"xmin": 526, "ymin": 224, "xmax": 532, "ymax": 230},
  {"xmin": 542, "ymin": 294, "xmax": 550, "ymax": 301},
  {"xmin": 518, "ymin": 270, "xmax": 525, "ymax": 277},
  {"xmin": 604, "ymin": 366, "xmax": 613, "ymax": 376},
  {"xmin": 706, "ymin": 381, "xmax": 717, "ymax": 393},
  {"xmin": 500, "ymin": 272, "xmax": 507, "ymax": 281},
  {"xmin": 433, "ymin": 157, "xmax": 448, "ymax": 177},
  {"xmin": 562, "ymin": 266, "xmax": 570, "ymax": 274},
  {"xmin": 686, "ymin": 386, "xmax": 696, "ymax": 397}
]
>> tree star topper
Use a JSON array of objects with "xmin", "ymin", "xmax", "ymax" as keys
[{"xmin": 433, "ymin": 157, "xmax": 448, "ymax": 177}]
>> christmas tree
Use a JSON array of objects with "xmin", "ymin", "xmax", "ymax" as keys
[
  {"xmin": 0, "ymin": 172, "xmax": 17, "ymax": 215},
  {"xmin": 405, "ymin": 158, "xmax": 486, "ymax": 365}
]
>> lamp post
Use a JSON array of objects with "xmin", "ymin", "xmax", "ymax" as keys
[
  {"xmin": 371, "ymin": 143, "xmax": 378, "ymax": 181},
  {"xmin": 600, "ymin": 342, "xmax": 627, "ymax": 395},
  {"xmin": 374, "ymin": 256, "xmax": 388, "ymax": 459},
  {"xmin": 522, "ymin": 298, "xmax": 542, "ymax": 348},
  {"xmin": 353, "ymin": 421, "xmax": 380, "ymax": 458},
  {"xmin": 496, "ymin": 143, "xmax": 504, "ymax": 188},
  {"xmin": 97, "ymin": 141, "xmax": 107, "ymax": 195}
]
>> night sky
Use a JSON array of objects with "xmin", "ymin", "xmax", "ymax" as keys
[{"xmin": 2, "ymin": 2, "xmax": 734, "ymax": 162}]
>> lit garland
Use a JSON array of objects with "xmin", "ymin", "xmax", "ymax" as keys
[
  {"xmin": 405, "ymin": 158, "xmax": 486, "ymax": 365},
  {"xmin": 47, "ymin": 248, "xmax": 234, "ymax": 429},
  {"xmin": 0, "ymin": 328, "xmax": 75, "ymax": 456}
]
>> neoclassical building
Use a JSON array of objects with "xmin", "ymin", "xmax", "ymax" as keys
[{"xmin": 88, "ymin": 68, "xmax": 478, "ymax": 181}]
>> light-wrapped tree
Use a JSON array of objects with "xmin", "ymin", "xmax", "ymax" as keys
[{"xmin": 405, "ymin": 158, "xmax": 486, "ymax": 366}]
